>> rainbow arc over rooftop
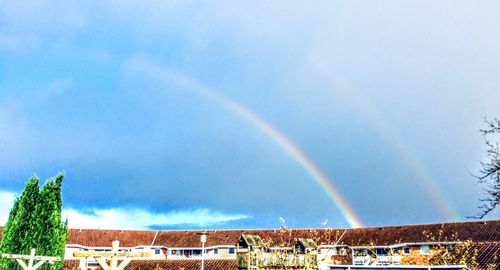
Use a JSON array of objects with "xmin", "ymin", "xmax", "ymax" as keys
[{"xmin": 129, "ymin": 58, "xmax": 365, "ymax": 228}]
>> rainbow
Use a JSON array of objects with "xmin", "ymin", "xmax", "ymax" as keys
[
  {"xmin": 222, "ymin": 99, "xmax": 364, "ymax": 228},
  {"xmin": 128, "ymin": 58, "xmax": 365, "ymax": 228},
  {"xmin": 324, "ymin": 73, "xmax": 461, "ymax": 221}
]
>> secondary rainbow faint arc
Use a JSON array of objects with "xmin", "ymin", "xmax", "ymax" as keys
[
  {"xmin": 321, "ymin": 72, "xmax": 460, "ymax": 221},
  {"xmin": 131, "ymin": 58, "xmax": 364, "ymax": 228}
]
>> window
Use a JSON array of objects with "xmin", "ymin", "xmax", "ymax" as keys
[
  {"xmin": 376, "ymin": 248, "xmax": 389, "ymax": 256},
  {"xmin": 214, "ymin": 249, "xmax": 218, "ymax": 255},
  {"xmin": 420, "ymin": 245, "xmax": 430, "ymax": 255},
  {"xmin": 154, "ymin": 249, "xmax": 161, "ymax": 255},
  {"xmin": 354, "ymin": 249, "xmax": 367, "ymax": 256},
  {"xmin": 229, "ymin": 248, "xmax": 235, "ymax": 254},
  {"xmin": 403, "ymin": 247, "xmax": 410, "ymax": 255}
]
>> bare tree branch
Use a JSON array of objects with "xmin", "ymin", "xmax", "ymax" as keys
[{"xmin": 470, "ymin": 117, "xmax": 500, "ymax": 219}]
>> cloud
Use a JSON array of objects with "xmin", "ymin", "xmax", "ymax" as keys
[
  {"xmin": 0, "ymin": 188, "xmax": 250, "ymax": 229},
  {"xmin": 41, "ymin": 78, "xmax": 75, "ymax": 98},
  {"xmin": 0, "ymin": 0, "xmax": 85, "ymax": 51},
  {"xmin": 0, "ymin": 77, "xmax": 79, "ymax": 167},
  {"xmin": 62, "ymin": 207, "xmax": 251, "ymax": 230},
  {"xmin": 2, "ymin": 0, "xmax": 500, "ymax": 227},
  {"xmin": 0, "ymin": 190, "xmax": 17, "ymax": 225}
]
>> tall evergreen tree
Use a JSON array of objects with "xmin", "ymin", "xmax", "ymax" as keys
[
  {"xmin": 0, "ymin": 174, "xmax": 68, "ymax": 270},
  {"xmin": 36, "ymin": 173, "xmax": 67, "ymax": 270},
  {"xmin": 0, "ymin": 176, "xmax": 40, "ymax": 270}
]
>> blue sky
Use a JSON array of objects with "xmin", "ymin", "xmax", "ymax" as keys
[{"xmin": 1, "ymin": 1, "xmax": 499, "ymax": 230}]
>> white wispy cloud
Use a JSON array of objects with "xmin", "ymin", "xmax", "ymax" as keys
[
  {"xmin": 0, "ymin": 0, "xmax": 85, "ymax": 51},
  {"xmin": 63, "ymin": 207, "xmax": 251, "ymax": 230},
  {"xmin": 0, "ymin": 189, "xmax": 250, "ymax": 230},
  {"xmin": 0, "ymin": 190, "xmax": 17, "ymax": 225}
]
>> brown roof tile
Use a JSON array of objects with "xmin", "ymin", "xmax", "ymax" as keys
[
  {"xmin": 150, "ymin": 220, "xmax": 500, "ymax": 247},
  {"xmin": 63, "ymin": 260, "xmax": 236, "ymax": 270},
  {"xmin": 472, "ymin": 242, "xmax": 500, "ymax": 269},
  {"xmin": 2, "ymin": 220, "xmax": 499, "ymax": 248},
  {"xmin": 67, "ymin": 229, "xmax": 157, "ymax": 247},
  {"xmin": 62, "ymin": 260, "xmax": 81, "ymax": 270},
  {"xmin": 338, "ymin": 220, "xmax": 500, "ymax": 246}
]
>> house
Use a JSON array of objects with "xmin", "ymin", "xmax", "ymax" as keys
[
  {"xmin": 317, "ymin": 244, "xmax": 352, "ymax": 267},
  {"xmin": 236, "ymin": 235, "xmax": 264, "ymax": 270},
  {"xmin": 294, "ymin": 238, "xmax": 319, "ymax": 270},
  {"xmin": 0, "ymin": 220, "xmax": 498, "ymax": 270},
  {"xmin": 236, "ymin": 235, "xmax": 319, "ymax": 270}
]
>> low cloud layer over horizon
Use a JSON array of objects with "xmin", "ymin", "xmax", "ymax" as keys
[{"xmin": 1, "ymin": 1, "xmax": 499, "ymax": 229}]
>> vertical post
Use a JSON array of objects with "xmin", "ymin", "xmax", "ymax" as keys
[
  {"xmin": 198, "ymin": 231, "xmax": 208, "ymax": 270},
  {"xmin": 28, "ymin": 249, "xmax": 36, "ymax": 270},
  {"xmin": 201, "ymin": 240, "xmax": 205, "ymax": 270},
  {"xmin": 111, "ymin": 241, "xmax": 119, "ymax": 270}
]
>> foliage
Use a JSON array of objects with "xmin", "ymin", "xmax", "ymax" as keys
[
  {"xmin": 36, "ymin": 174, "xmax": 68, "ymax": 270},
  {"xmin": 428, "ymin": 240, "xmax": 479, "ymax": 268},
  {"xmin": 0, "ymin": 177, "xmax": 40, "ymax": 270},
  {"xmin": 400, "ymin": 229, "xmax": 491, "ymax": 270},
  {"xmin": 0, "ymin": 174, "xmax": 68, "ymax": 270},
  {"xmin": 239, "ymin": 229, "xmax": 319, "ymax": 270},
  {"xmin": 472, "ymin": 117, "xmax": 500, "ymax": 218}
]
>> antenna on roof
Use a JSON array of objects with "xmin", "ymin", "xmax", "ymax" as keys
[
  {"xmin": 151, "ymin": 231, "xmax": 159, "ymax": 246},
  {"xmin": 335, "ymin": 229, "xmax": 348, "ymax": 246},
  {"xmin": 279, "ymin": 217, "xmax": 288, "ymax": 229},
  {"xmin": 321, "ymin": 219, "xmax": 328, "ymax": 227}
]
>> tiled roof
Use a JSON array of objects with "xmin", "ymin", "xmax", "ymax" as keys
[
  {"xmin": 107, "ymin": 220, "xmax": 500, "ymax": 247},
  {"xmin": 338, "ymin": 220, "xmax": 500, "ymax": 246},
  {"xmin": 67, "ymin": 229, "xmax": 158, "ymax": 247},
  {"xmin": 472, "ymin": 242, "xmax": 500, "ymax": 269},
  {"xmin": 2, "ymin": 220, "xmax": 499, "ymax": 248},
  {"xmin": 63, "ymin": 260, "xmax": 80, "ymax": 270},
  {"xmin": 62, "ymin": 260, "xmax": 236, "ymax": 270},
  {"xmin": 3, "ymin": 221, "xmax": 499, "ymax": 270}
]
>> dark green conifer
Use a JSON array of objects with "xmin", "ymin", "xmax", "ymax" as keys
[
  {"xmin": 0, "ymin": 176, "xmax": 40, "ymax": 270},
  {"xmin": 0, "ymin": 174, "xmax": 67, "ymax": 270},
  {"xmin": 36, "ymin": 173, "xmax": 67, "ymax": 270}
]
